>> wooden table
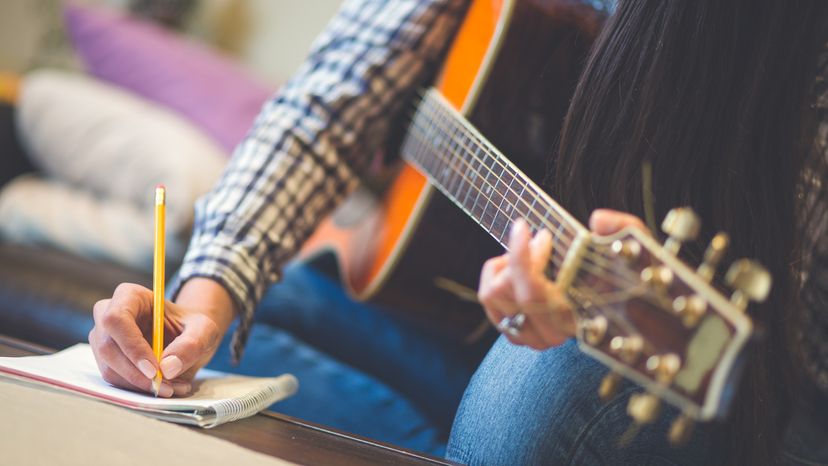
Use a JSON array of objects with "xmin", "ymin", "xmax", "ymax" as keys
[{"xmin": 0, "ymin": 335, "xmax": 459, "ymax": 466}]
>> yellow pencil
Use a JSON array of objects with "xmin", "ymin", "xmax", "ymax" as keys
[{"xmin": 151, "ymin": 185, "xmax": 166, "ymax": 397}]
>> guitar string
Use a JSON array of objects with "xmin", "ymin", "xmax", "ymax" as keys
[
  {"xmin": 417, "ymin": 92, "xmax": 583, "ymax": 241},
  {"xmin": 414, "ymin": 92, "xmax": 575, "ymax": 244},
  {"xmin": 407, "ymin": 97, "xmax": 685, "ymax": 339},
  {"xmin": 407, "ymin": 90, "xmax": 642, "ymax": 283},
  {"xmin": 404, "ymin": 108, "xmax": 649, "ymax": 340},
  {"xmin": 404, "ymin": 122, "xmax": 640, "ymax": 289},
  {"xmin": 404, "ymin": 110, "xmax": 639, "ymax": 287},
  {"xmin": 404, "ymin": 118, "xmax": 571, "ymax": 264},
  {"xmin": 406, "ymin": 90, "xmax": 689, "ymax": 364},
  {"xmin": 416, "ymin": 87, "xmax": 587, "ymax": 240},
  {"xmin": 404, "ymin": 109, "xmax": 640, "ymax": 286}
]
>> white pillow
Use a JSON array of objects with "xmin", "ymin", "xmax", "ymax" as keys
[
  {"xmin": 5, "ymin": 69, "xmax": 227, "ymax": 267},
  {"xmin": 0, "ymin": 175, "xmax": 185, "ymax": 269},
  {"xmin": 16, "ymin": 69, "xmax": 227, "ymax": 236}
]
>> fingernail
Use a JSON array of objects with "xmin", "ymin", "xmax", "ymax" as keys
[
  {"xmin": 160, "ymin": 356, "xmax": 182, "ymax": 379},
  {"xmin": 158, "ymin": 382, "xmax": 173, "ymax": 398},
  {"xmin": 172, "ymin": 381, "xmax": 192, "ymax": 396},
  {"xmin": 137, "ymin": 359, "xmax": 156, "ymax": 380},
  {"xmin": 510, "ymin": 220, "xmax": 525, "ymax": 241}
]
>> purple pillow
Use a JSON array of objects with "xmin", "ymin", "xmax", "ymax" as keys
[{"xmin": 64, "ymin": 3, "xmax": 275, "ymax": 153}]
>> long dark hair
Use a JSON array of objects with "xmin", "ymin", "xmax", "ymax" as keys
[{"xmin": 551, "ymin": 1, "xmax": 828, "ymax": 464}]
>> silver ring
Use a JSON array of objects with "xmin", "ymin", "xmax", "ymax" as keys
[{"xmin": 497, "ymin": 312, "xmax": 526, "ymax": 337}]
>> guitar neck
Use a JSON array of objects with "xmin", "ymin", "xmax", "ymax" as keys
[{"xmin": 401, "ymin": 88, "xmax": 588, "ymax": 277}]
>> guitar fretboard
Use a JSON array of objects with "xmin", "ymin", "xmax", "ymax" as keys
[{"xmin": 401, "ymin": 88, "xmax": 587, "ymax": 274}]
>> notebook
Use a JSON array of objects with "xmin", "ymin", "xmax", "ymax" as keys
[{"xmin": 0, "ymin": 343, "xmax": 298, "ymax": 428}]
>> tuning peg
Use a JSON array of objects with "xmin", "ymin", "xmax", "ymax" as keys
[
  {"xmin": 661, "ymin": 208, "xmax": 701, "ymax": 255},
  {"xmin": 619, "ymin": 392, "xmax": 661, "ymax": 447},
  {"xmin": 581, "ymin": 315, "xmax": 608, "ymax": 346},
  {"xmin": 640, "ymin": 265, "xmax": 674, "ymax": 288},
  {"xmin": 668, "ymin": 414, "xmax": 694, "ymax": 446},
  {"xmin": 646, "ymin": 353, "xmax": 682, "ymax": 384},
  {"xmin": 611, "ymin": 239, "xmax": 641, "ymax": 261},
  {"xmin": 610, "ymin": 335, "xmax": 644, "ymax": 364},
  {"xmin": 672, "ymin": 294, "xmax": 707, "ymax": 327},
  {"xmin": 697, "ymin": 232, "xmax": 730, "ymax": 282},
  {"xmin": 725, "ymin": 259, "xmax": 772, "ymax": 310},
  {"xmin": 627, "ymin": 392, "xmax": 661, "ymax": 425},
  {"xmin": 599, "ymin": 372, "xmax": 622, "ymax": 401}
]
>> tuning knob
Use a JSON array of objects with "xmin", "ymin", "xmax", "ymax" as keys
[
  {"xmin": 672, "ymin": 294, "xmax": 707, "ymax": 327},
  {"xmin": 668, "ymin": 414, "xmax": 695, "ymax": 446},
  {"xmin": 646, "ymin": 353, "xmax": 682, "ymax": 384},
  {"xmin": 725, "ymin": 259, "xmax": 772, "ymax": 310},
  {"xmin": 697, "ymin": 232, "xmax": 729, "ymax": 282},
  {"xmin": 599, "ymin": 372, "xmax": 622, "ymax": 401},
  {"xmin": 627, "ymin": 393, "xmax": 661, "ymax": 425},
  {"xmin": 581, "ymin": 315, "xmax": 608, "ymax": 346},
  {"xmin": 661, "ymin": 208, "xmax": 701, "ymax": 255},
  {"xmin": 640, "ymin": 266, "xmax": 674, "ymax": 288},
  {"xmin": 611, "ymin": 239, "xmax": 641, "ymax": 261},
  {"xmin": 610, "ymin": 335, "xmax": 644, "ymax": 364}
]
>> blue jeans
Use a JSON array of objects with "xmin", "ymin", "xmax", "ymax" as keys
[
  {"xmin": 446, "ymin": 336, "xmax": 717, "ymax": 466},
  {"xmin": 205, "ymin": 259, "xmax": 494, "ymax": 455}
]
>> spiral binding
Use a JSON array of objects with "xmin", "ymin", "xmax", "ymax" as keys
[{"xmin": 208, "ymin": 385, "xmax": 283, "ymax": 428}]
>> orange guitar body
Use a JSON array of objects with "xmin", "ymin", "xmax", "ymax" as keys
[{"xmin": 300, "ymin": 0, "xmax": 604, "ymax": 342}]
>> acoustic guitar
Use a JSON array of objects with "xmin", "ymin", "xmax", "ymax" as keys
[
  {"xmin": 300, "ymin": 0, "xmax": 770, "ymax": 440},
  {"xmin": 301, "ymin": 0, "xmax": 605, "ymax": 342}
]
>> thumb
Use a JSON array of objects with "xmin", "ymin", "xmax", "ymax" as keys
[{"xmin": 160, "ymin": 313, "xmax": 221, "ymax": 380}]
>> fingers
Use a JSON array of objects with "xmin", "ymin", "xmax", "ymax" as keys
[
  {"xmin": 529, "ymin": 228, "xmax": 553, "ymax": 275},
  {"xmin": 95, "ymin": 284, "xmax": 158, "ymax": 373},
  {"xmin": 89, "ymin": 325, "xmax": 173, "ymax": 397},
  {"xmin": 507, "ymin": 219, "xmax": 533, "ymax": 287},
  {"xmin": 589, "ymin": 209, "xmax": 648, "ymax": 235},
  {"xmin": 159, "ymin": 313, "xmax": 221, "ymax": 382},
  {"xmin": 90, "ymin": 284, "xmax": 166, "ymax": 396},
  {"xmin": 478, "ymin": 220, "xmax": 574, "ymax": 350}
]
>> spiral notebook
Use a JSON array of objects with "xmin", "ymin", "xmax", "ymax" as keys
[{"xmin": 0, "ymin": 344, "xmax": 298, "ymax": 428}]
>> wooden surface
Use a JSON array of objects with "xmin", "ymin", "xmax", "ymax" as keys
[{"xmin": 0, "ymin": 335, "xmax": 458, "ymax": 466}]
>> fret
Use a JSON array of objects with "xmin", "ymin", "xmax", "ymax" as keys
[
  {"xmin": 528, "ymin": 192, "xmax": 540, "ymax": 233},
  {"xmin": 449, "ymin": 128, "xmax": 468, "ymax": 197},
  {"xmin": 460, "ymin": 133, "xmax": 479, "ymax": 210},
  {"xmin": 481, "ymin": 152, "xmax": 500, "ymax": 230},
  {"xmin": 401, "ymin": 88, "xmax": 586, "ymax": 254},
  {"xmin": 497, "ymin": 165, "xmax": 516, "ymax": 244},
  {"xmin": 438, "ymin": 108, "xmax": 463, "ymax": 202},
  {"xmin": 466, "ymin": 148, "xmax": 484, "ymax": 221},
  {"xmin": 461, "ymin": 144, "xmax": 482, "ymax": 211},
  {"xmin": 470, "ymin": 153, "xmax": 487, "ymax": 222}
]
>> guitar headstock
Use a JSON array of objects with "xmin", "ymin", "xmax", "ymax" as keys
[{"xmin": 569, "ymin": 208, "xmax": 769, "ymax": 445}]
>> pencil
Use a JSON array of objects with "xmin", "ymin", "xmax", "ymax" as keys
[{"xmin": 151, "ymin": 185, "xmax": 166, "ymax": 397}]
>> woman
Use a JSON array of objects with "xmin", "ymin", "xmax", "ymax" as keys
[
  {"xmin": 88, "ymin": 0, "xmax": 828, "ymax": 464},
  {"xmin": 448, "ymin": 1, "xmax": 828, "ymax": 465}
]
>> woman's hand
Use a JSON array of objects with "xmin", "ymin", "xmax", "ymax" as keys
[
  {"xmin": 88, "ymin": 278, "xmax": 235, "ymax": 397},
  {"xmin": 478, "ymin": 209, "xmax": 647, "ymax": 350}
]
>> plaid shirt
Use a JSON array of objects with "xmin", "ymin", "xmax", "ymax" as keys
[{"xmin": 169, "ymin": 0, "xmax": 469, "ymax": 361}]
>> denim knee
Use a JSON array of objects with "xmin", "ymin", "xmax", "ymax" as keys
[{"xmin": 446, "ymin": 337, "xmax": 717, "ymax": 466}]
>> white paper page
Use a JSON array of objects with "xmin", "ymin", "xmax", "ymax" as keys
[{"xmin": 0, "ymin": 344, "xmax": 297, "ymax": 411}]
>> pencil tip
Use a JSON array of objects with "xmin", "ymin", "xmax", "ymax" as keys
[{"xmin": 151, "ymin": 377, "xmax": 161, "ymax": 397}]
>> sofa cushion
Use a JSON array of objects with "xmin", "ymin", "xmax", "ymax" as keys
[
  {"xmin": 64, "ymin": 3, "xmax": 275, "ymax": 152},
  {"xmin": 11, "ymin": 69, "xmax": 226, "ymax": 268}
]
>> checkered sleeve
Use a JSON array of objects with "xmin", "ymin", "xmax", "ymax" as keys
[{"xmin": 169, "ymin": 0, "xmax": 468, "ymax": 361}]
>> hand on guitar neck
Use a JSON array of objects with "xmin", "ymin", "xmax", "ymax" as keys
[{"xmin": 479, "ymin": 209, "xmax": 647, "ymax": 350}]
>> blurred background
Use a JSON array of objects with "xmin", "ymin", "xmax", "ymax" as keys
[
  {"xmin": 0, "ymin": 0, "xmax": 341, "ymax": 347},
  {"xmin": 1, "ymin": 0, "xmax": 340, "ymax": 83}
]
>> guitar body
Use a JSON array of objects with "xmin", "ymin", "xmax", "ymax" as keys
[{"xmin": 300, "ymin": 0, "xmax": 604, "ymax": 341}]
